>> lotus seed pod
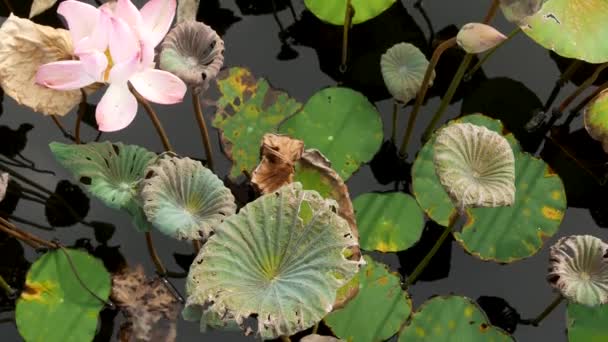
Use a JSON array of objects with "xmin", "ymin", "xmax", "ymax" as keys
[
  {"xmin": 380, "ymin": 42, "xmax": 434, "ymax": 103},
  {"xmin": 457, "ymin": 23, "xmax": 507, "ymax": 54},
  {"xmin": 433, "ymin": 123, "xmax": 516, "ymax": 210}
]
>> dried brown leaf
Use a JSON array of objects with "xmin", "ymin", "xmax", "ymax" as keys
[
  {"xmin": 251, "ymin": 133, "xmax": 304, "ymax": 194},
  {"xmin": 29, "ymin": 0, "xmax": 59, "ymax": 18}
]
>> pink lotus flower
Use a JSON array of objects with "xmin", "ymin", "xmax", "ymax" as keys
[{"xmin": 35, "ymin": 0, "xmax": 187, "ymax": 132}]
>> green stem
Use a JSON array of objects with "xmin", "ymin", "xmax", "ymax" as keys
[
  {"xmin": 128, "ymin": 82, "xmax": 174, "ymax": 152},
  {"xmin": 391, "ymin": 100, "xmax": 399, "ymax": 142},
  {"xmin": 192, "ymin": 89, "xmax": 215, "ymax": 171},
  {"xmin": 530, "ymin": 294, "xmax": 564, "ymax": 326},
  {"xmin": 0, "ymin": 274, "xmax": 15, "ymax": 298},
  {"xmin": 312, "ymin": 322, "xmax": 319, "ymax": 334},
  {"xmin": 405, "ymin": 217, "xmax": 456, "ymax": 287},
  {"xmin": 558, "ymin": 62, "xmax": 608, "ymax": 113},
  {"xmin": 339, "ymin": 0, "xmax": 353, "ymax": 73},
  {"xmin": 145, "ymin": 231, "xmax": 167, "ymax": 276},
  {"xmin": 483, "ymin": 0, "xmax": 500, "ymax": 24},
  {"xmin": 422, "ymin": 54, "xmax": 474, "ymax": 141},
  {"xmin": 464, "ymin": 28, "xmax": 521, "ymax": 80}
]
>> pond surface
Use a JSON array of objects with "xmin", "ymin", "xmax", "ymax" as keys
[{"xmin": 1, "ymin": 0, "xmax": 607, "ymax": 341}]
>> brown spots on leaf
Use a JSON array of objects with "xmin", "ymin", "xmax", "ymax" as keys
[
  {"xmin": 21, "ymin": 280, "xmax": 51, "ymax": 302},
  {"xmin": 542, "ymin": 206, "xmax": 564, "ymax": 221},
  {"xmin": 376, "ymin": 276, "xmax": 389, "ymax": 286},
  {"xmin": 479, "ymin": 322, "xmax": 489, "ymax": 332},
  {"xmin": 544, "ymin": 165, "xmax": 558, "ymax": 176}
]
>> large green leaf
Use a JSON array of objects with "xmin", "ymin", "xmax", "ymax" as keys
[
  {"xmin": 49, "ymin": 141, "xmax": 156, "ymax": 232},
  {"xmin": 585, "ymin": 89, "xmax": 608, "ymax": 153},
  {"xmin": 353, "ymin": 192, "xmax": 424, "ymax": 252},
  {"xmin": 325, "ymin": 256, "xmax": 412, "ymax": 342},
  {"xmin": 304, "ymin": 0, "xmax": 396, "ymax": 25},
  {"xmin": 211, "ymin": 67, "xmax": 302, "ymax": 178},
  {"xmin": 279, "ymin": 87, "xmax": 383, "ymax": 180},
  {"xmin": 568, "ymin": 303, "xmax": 608, "ymax": 342},
  {"xmin": 398, "ymin": 296, "xmax": 513, "ymax": 341},
  {"xmin": 522, "ymin": 0, "xmax": 608, "ymax": 63},
  {"xmin": 15, "ymin": 249, "xmax": 111, "ymax": 342},
  {"xmin": 184, "ymin": 183, "xmax": 361, "ymax": 339}
]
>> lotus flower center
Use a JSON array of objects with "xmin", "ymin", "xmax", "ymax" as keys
[
  {"xmin": 398, "ymin": 65, "xmax": 409, "ymax": 75},
  {"xmin": 579, "ymin": 271, "xmax": 591, "ymax": 281}
]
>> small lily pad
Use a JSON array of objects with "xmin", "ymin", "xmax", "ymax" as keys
[
  {"xmin": 522, "ymin": 0, "xmax": 608, "ymax": 63},
  {"xmin": 279, "ymin": 87, "xmax": 383, "ymax": 180},
  {"xmin": 50, "ymin": 142, "xmax": 156, "ymax": 232},
  {"xmin": 211, "ymin": 67, "xmax": 302, "ymax": 178},
  {"xmin": 304, "ymin": 0, "xmax": 396, "ymax": 25},
  {"xmin": 325, "ymin": 256, "xmax": 412, "ymax": 342},
  {"xmin": 140, "ymin": 155, "xmax": 237, "ymax": 240},
  {"xmin": 585, "ymin": 89, "xmax": 608, "ymax": 153},
  {"xmin": 353, "ymin": 192, "xmax": 424, "ymax": 252},
  {"xmin": 567, "ymin": 303, "xmax": 608, "ymax": 341},
  {"xmin": 398, "ymin": 296, "xmax": 513, "ymax": 342},
  {"xmin": 184, "ymin": 183, "xmax": 361, "ymax": 339},
  {"xmin": 380, "ymin": 42, "xmax": 433, "ymax": 103},
  {"xmin": 15, "ymin": 249, "xmax": 111, "ymax": 342}
]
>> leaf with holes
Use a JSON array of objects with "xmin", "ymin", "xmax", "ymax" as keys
[
  {"xmin": 324, "ymin": 256, "xmax": 412, "ymax": 342},
  {"xmin": 304, "ymin": 0, "xmax": 396, "ymax": 25},
  {"xmin": 49, "ymin": 141, "xmax": 156, "ymax": 232},
  {"xmin": 398, "ymin": 296, "xmax": 513, "ymax": 341},
  {"xmin": 15, "ymin": 249, "xmax": 111, "ymax": 342},
  {"xmin": 183, "ymin": 183, "xmax": 361, "ymax": 339},
  {"xmin": 211, "ymin": 67, "xmax": 302, "ymax": 178}
]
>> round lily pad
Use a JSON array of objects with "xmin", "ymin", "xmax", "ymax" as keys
[
  {"xmin": 140, "ymin": 155, "xmax": 237, "ymax": 241},
  {"xmin": 380, "ymin": 42, "xmax": 433, "ymax": 103},
  {"xmin": 304, "ymin": 0, "xmax": 396, "ymax": 25},
  {"xmin": 184, "ymin": 183, "xmax": 361, "ymax": 339},
  {"xmin": 279, "ymin": 87, "xmax": 383, "ymax": 180},
  {"xmin": 325, "ymin": 256, "xmax": 412, "ymax": 342},
  {"xmin": 353, "ymin": 192, "xmax": 424, "ymax": 252},
  {"xmin": 211, "ymin": 67, "xmax": 303, "ymax": 178},
  {"xmin": 522, "ymin": 0, "xmax": 608, "ymax": 63},
  {"xmin": 49, "ymin": 141, "xmax": 156, "ymax": 232},
  {"xmin": 568, "ymin": 303, "xmax": 608, "ymax": 341},
  {"xmin": 585, "ymin": 89, "xmax": 608, "ymax": 153},
  {"xmin": 15, "ymin": 249, "xmax": 111, "ymax": 342},
  {"xmin": 398, "ymin": 296, "xmax": 513, "ymax": 342}
]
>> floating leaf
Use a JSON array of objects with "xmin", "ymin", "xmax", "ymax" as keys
[
  {"xmin": 522, "ymin": 0, "xmax": 608, "ymax": 63},
  {"xmin": 44, "ymin": 180, "xmax": 90, "ymax": 227},
  {"xmin": 301, "ymin": 334, "xmax": 343, "ymax": 342},
  {"xmin": 211, "ymin": 67, "xmax": 302, "ymax": 178},
  {"xmin": 29, "ymin": 0, "xmax": 58, "ymax": 18},
  {"xmin": 380, "ymin": 42, "xmax": 434, "ymax": 103},
  {"xmin": 433, "ymin": 123, "xmax": 515, "ymax": 210},
  {"xmin": 456, "ymin": 23, "xmax": 507, "ymax": 54},
  {"xmin": 279, "ymin": 87, "xmax": 383, "ymax": 180},
  {"xmin": 0, "ymin": 173, "xmax": 7, "ymax": 202},
  {"xmin": 567, "ymin": 302, "xmax": 608, "ymax": 341},
  {"xmin": 499, "ymin": 0, "xmax": 543, "ymax": 24},
  {"xmin": 325, "ymin": 256, "xmax": 412, "ymax": 342},
  {"xmin": 140, "ymin": 155, "xmax": 236, "ymax": 240},
  {"xmin": 15, "ymin": 249, "xmax": 111, "ymax": 342},
  {"xmin": 353, "ymin": 192, "xmax": 424, "ymax": 252},
  {"xmin": 548, "ymin": 235, "xmax": 608, "ymax": 306},
  {"xmin": 184, "ymin": 183, "xmax": 361, "ymax": 339},
  {"xmin": 304, "ymin": 0, "xmax": 396, "ymax": 25},
  {"xmin": 112, "ymin": 266, "xmax": 180, "ymax": 342},
  {"xmin": 398, "ymin": 296, "xmax": 513, "ymax": 342},
  {"xmin": 585, "ymin": 89, "xmax": 608, "ymax": 153},
  {"xmin": 49, "ymin": 141, "xmax": 156, "ymax": 232},
  {"xmin": 251, "ymin": 133, "xmax": 304, "ymax": 194},
  {"xmin": 0, "ymin": 15, "xmax": 96, "ymax": 116}
]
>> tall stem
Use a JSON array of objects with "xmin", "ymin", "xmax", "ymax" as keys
[
  {"xmin": 564, "ymin": 79, "xmax": 608, "ymax": 126},
  {"xmin": 145, "ymin": 231, "xmax": 167, "ymax": 276},
  {"xmin": 128, "ymin": 82, "xmax": 174, "ymax": 152},
  {"xmin": 529, "ymin": 294, "xmax": 564, "ymax": 326},
  {"xmin": 465, "ymin": 28, "xmax": 521, "ymax": 80},
  {"xmin": 557, "ymin": 62, "xmax": 608, "ymax": 113},
  {"xmin": 75, "ymin": 90, "xmax": 87, "ymax": 145},
  {"xmin": 340, "ymin": 0, "xmax": 353, "ymax": 74},
  {"xmin": 192, "ymin": 90, "xmax": 215, "ymax": 171},
  {"xmin": 544, "ymin": 60, "xmax": 584, "ymax": 111},
  {"xmin": 405, "ymin": 217, "xmax": 456, "ymax": 287},
  {"xmin": 482, "ymin": 0, "xmax": 500, "ymax": 24},
  {"xmin": 399, "ymin": 37, "xmax": 457, "ymax": 156},
  {"xmin": 0, "ymin": 274, "xmax": 14, "ymax": 298},
  {"xmin": 391, "ymin": 101, "xmax": 399, "ymax": 142},
  {"xmin": 422, "ymin": 54, "xmax": 474, "ymax": 141},
  {"xmin": 50, "ymin": 115, "xmax": 75, "ymax": 141}
]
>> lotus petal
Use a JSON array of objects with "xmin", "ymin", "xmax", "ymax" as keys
[
  {"xmin": 548, "ymin": 235, "xmax": 608, "ymax": 306},
  {"xmin": 140, "ymin": 155, "xmax": 236, "ymax": 240},
  {"xmin": 433, "ymin": 122, "xmax": 515, "ymax": 209},
  {"xmin": 380, "ymin": 42, "xmax": 434, "ymax": 103},
  {"xmin": 251, "ymin": 133, "xmax": 304, "ymax": 194},
  {"xmin": 457, "ymin": 23, "xmax": 507, "ymax": 54},
  {"xmin": 184, "ymin": 183, "xmax": 361, "ymax": 339}
]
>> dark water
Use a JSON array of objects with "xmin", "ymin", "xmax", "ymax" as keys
[{"xmin": 1, "ymin": 0, "xmax": 607, "ymax": 341}]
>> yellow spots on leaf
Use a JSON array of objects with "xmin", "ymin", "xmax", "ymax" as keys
[
  {"xmin": 376, "ymin": 276, "xmax": 389, "ymax": 286},
  {"xmin": 464, "ymin": 306, "xmax": 474, "ymax": 318},
  {"xmin": 448, "ymin": 320, "xmax": 456, "ymax": 330},
  {"xmin": 520, "ymin": 183, "xmax": 529, "ymax": 190},
  {"xmin": 542, "ymin": 206, "xmax": 564, "ymax": 221},
  {"xmin": 433, "ymin": 324, "xmax": 443, "ymax": 335},
  {"xmin": 229, "ymin": 68, "xmax": 258, "ymax": 95},
  {"xmin": 375, "ymin": 241, "xmax": 398, "ymax": 252},
  {"xmin": 415, "ymin": 327, "xmax": 426, "ymax": 337},
  {"xmin": 551, "ymin": 190, "xmax": 562, "ymax": 200},
  {"xmin": 21, "ymin": 280, "xmax": 53, "ymax": 302}
]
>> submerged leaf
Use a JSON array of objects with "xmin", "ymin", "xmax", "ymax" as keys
[
  {"xmin": 0, "ymin": 173, "xmax": 7, "ymax": 202},
  {"xmin": 456, "ymin": 23, "xmax": 507, "ymax": 54},
  {"xmin": 140, "ymin": 155, "xmax": 236, "ymax": 240},
  {"xmin": 433, "ymin": 123, "xmax": 516, "ymax": 210},
  {"xmin": 184, "ymin": 183, "xmax": 361, "ymax": 339},
  {"xmin": 548, "ymin": 235, "xmax": 608, "ymax": 306},
  {"xmin": 112, "ymin": 266, "xmax": 180, "ymax": 342},
  {"xmin": 29, "ymin": 0, "xmax": 58, "ymax": 18},
  {"xmin": 251, "ymin": 133, "xmax": 304, "ymax": 194},
  {"xmin": 380, "ymin": 42, "xmax": 434, "ymax": 103}
]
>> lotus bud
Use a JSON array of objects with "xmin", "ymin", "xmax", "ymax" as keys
[{"xmin": 457, "ymin": 23, "xmax": 507, "ymax": 54}]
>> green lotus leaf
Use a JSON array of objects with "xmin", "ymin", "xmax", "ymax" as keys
[
  {"xmin": 433, "ymin": 123, "xmax": 515, "ymax": 210},
  {"xmin": 324, "ymin": 256, "xmax": 412, "ymax": 342},
  {"xmin": 184, "ymin": 183, "xmax": 361, "ymax": 339},
  {"xmin": 15, "ymin": 249, "xmax": 111, "ymax": 342},
  {"xmin": 279, "ymin": 87, "xmax": 383, "ymax": 180},
  {"xmin": 304, "ymin": 0, "xmax": 396, "ymax": 25},
  {"xmin": 49, "ymin": 141, "xmax": 156, "ymax": 232},
  {"xmin": 548, "ymin": 235, "xmax": 608, "ymax": 306},
  {"xmin": 398, "ymin": 296, "xmax": 513, "ymax": 342},
  {"xmin": 380, "ymin": 42, "xmax": 434, "ymax": 103},
  {"xmin": 567, "ymin": 302, "xmax": 608, "ymax": 341},
  {"xmin": 353, "ymin": 192, "xmax": 424, "ymax": 252},
  {"xmin": 211, "ymin": 67, "xmax": 303, "ymax": 178},
  {"xmin": 140, "ymin": 155, "xmax": 237, "ymax": 240},
  {"xmin": 499, "ymin": 0, "xmax": 543, "ymax": 24},
  {"xmin": 301, "ymin": 334, "xmax": 343, "ymax": 342},
  {"xmin": 584, "ymin": 89, "xmax": 608, "ymax": 153},
  {"xmin": 413, "ymin": 114, "xmax": 566, "ymax": 262},
  {"xmin": 522, "ymin": 0, "xmax": 608, "ymax": 63}
]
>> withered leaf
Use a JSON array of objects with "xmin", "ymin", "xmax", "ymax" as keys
[{"xmin": 251, "ymin": 133, "xmax": 304, "ymax": 194}]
